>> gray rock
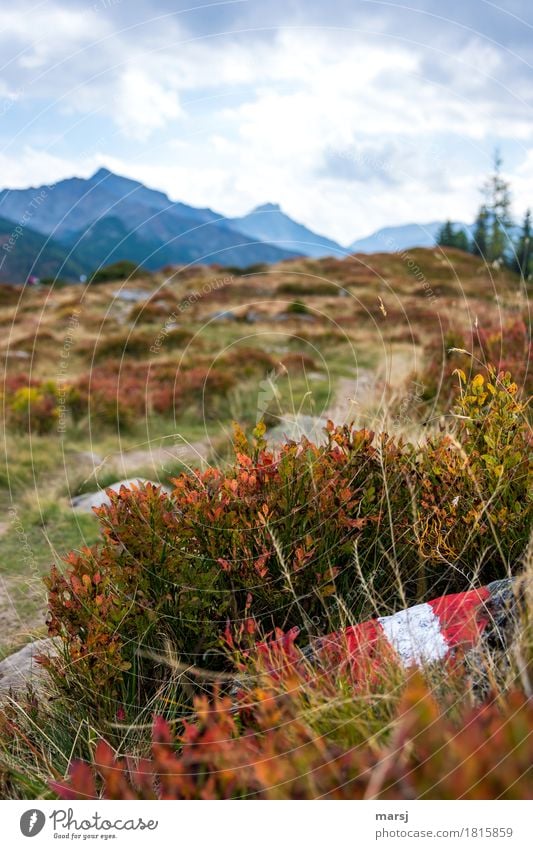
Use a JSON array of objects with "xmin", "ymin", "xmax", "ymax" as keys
[
  {"xmin": 267, "ymin": 414, "xmax": 329, "ymax": 447},
  {"xmin": 209, "ymin": 310, "xmax": 238, "ymax": 321},
  {"xmin": 114, "ymin": 289, "xmax": 149, "ymax": 302},
  {"xmin": 5, "ymin": 350, "xmax": 31, "ymax": 359},
  {"xmin": 71, "ymin": 478, "xmax": 171, "ymax": 512},
  {"xmin": 0, "ymin": 637, "xmax": 58, "ymax": 694}
]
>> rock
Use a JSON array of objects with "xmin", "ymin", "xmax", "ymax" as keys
[
  {"xmin": 114, "ymin": 288, "xmax": 149, "ymax": 302},
  {"xmin": 209, "ymin": 310, "xmax": 238, "ymax": 321},
  {"xmin": 0, "ymin": 637, "xmax": 58, "ymax": 694},
  {"xmin": 71, "ymin": 478, "xmax": 172, "ymax": 512},
  {"xmin": 4, "ymin": 350, "xmax": 31, "ymax": 359},
  {"xmin": 267, "ymin": 414, "xmax": 329, "ymax": 447},
  {"xmin": 463, "ymin": 578, "xmax": 521, "ymax": 696}
]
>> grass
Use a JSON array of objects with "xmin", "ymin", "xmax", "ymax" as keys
[
  {"xmin": 0, "ymin": 248, "xmax": 530, "ymax": 799},
  {"xmin": 0, "ymin": 501, "xmax": 100, "ymax": 656},
  {"xmin": 0, "ymin": 535, "xmax": 530, "ymax": 800}
]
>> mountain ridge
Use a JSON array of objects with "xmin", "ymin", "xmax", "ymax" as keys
[
  {"xmin": 0, "ymin": 171, "xmax": 301, "ymax": 280},
  {"xmin": 0, "ymin": 168, "xmax": 493, "ymax": 283},
  {"xmin": 226, "ymin": 203, "xmax": 347, "ymax": 259}
]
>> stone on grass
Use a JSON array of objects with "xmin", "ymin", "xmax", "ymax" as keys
[
  {"xmin": 0, "ymin": 637, "xmax": 58, "ymax": 694},
  {"xmin": 71, "ymin": 478, "xmax": 171, "ymax": 512}
]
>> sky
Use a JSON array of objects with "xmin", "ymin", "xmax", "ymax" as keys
[{"xmin": 0, "ymin": 0, "xmax": 532, "ymax": 245}]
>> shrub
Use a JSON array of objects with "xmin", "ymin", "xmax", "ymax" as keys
[
  {"xmin": 286, "ymin": 300, "xmax": 309, "ymax": 315},
  {"xmin": 89, "ymin": 261, "xmax": 146, "ymax": 284},
  {"xmin": 418, "ymin": 318, "xmax": 532, "ymax": 408},
  {"xmin": 52, "ymin": 671, "xmax": 533, "ymax": 800},
  {"xmin": 44, "ymin": 482, "xmax": 228, "ymax": 720},
  {"xmin": 128, "ymin": 299, "xmax": 171, "ymax": 324},
  {"xmin": 4, "ymin": 380, "xmax": 60, "ymax": 434},
  {"xmin": 65, "ymin": 358, "xmax": 237, "ymax": 429},
  {"xmin": 91, "ymin": 329, "xmax": 155, "ymax": 360},
  {"xmin": 68, "ymin": 366, "xmax": 147, "ymax": 429},
  {"xmin": 415, "ymin": 368, "xmax": 531, "ymax": 581},
  {"xmin": 216, "ymin": 347, "xmax": 275, "ymax": 378},
  {"xmin": 277, "ymin": 279, "xmax": 339, "ymax": 297},
  {"xmin": 279, "ymin": 352, "xmax": 317, "ymax": 372},
  {"xmin": 43, "ymin": 370, "xmax": 531, "ymax": 721},
  {"xmin": 223, "ymin": 263, "xmax": 267, "ymax": 276}
]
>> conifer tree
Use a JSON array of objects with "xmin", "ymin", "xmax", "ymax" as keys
[
  {"xmin": 513, "ymin": 208, "xmax": 532, "ymax": 280},
  {"xmin": 437, "ymin": 221, "xmax": 470, "ymax": 251},
  {"xmin": 482, "ymin": 149, "xmax": 513, "ymax": 262},
  {"xmin": 471, "ymin": 205, "xmax": 489, "ymax": 259}
]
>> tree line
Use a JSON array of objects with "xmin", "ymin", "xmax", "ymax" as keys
[{"xmin": 437, "ymin": 151, "xmax": 532, "ymax": 281}]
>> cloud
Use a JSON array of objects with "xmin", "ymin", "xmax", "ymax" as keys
[
  {"xmin": 115, "ymin": 68, "xmax": 182, "ymax": 140},
  {"xmin": 0, "ymin": 1, "xmax": 531, "ymax": 241}
]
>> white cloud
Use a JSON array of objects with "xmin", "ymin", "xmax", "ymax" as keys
[
  {"xmin": 0, "ymin": 7, "xmax": 531, "ymax": 240},
  {"xmin": 115, "ymin": 68, "xmax": 182, "ymax": 140},
  {"xmin": 3, "ymin": 5, "xmax": 109, "ymax": 70}
]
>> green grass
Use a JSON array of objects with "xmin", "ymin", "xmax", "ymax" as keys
[{"xmin": 0, "ymin": 502, "xmax": 100, "ymax": 656}]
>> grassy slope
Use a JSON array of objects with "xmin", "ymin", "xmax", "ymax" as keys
[{"xmin": 0, "ymin": 247, "xmax": 526, "ymax": 652}]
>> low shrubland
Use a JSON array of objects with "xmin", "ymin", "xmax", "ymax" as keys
[
  {"xmin": 0, "ymin": 249, "xmax": 531, "ymax": 800},
  {"xmin": 0, "ymin": 366, "xmax": 530, "ymax": 799},
  {"xmin": 36, "ymin": 369, "xmax": 531, "ymax": 724},
  {"xmin": 51, "ymin": 668, "xmax": 533, "ymax": 800},
  {"xmin": 417, "ymin": 317, "xmax": 532, "ymax": 409}
]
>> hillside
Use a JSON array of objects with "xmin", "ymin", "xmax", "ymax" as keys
[
  {"xmin": 0, "ymin": 245, "xmax": 530, "ymax": 801},
  {"xmin": 349, "ymin": 221, "xmax": 472, "ymax": 252},
  {"xmin": 0, "ymin": 215, "xmax": 85, "ymax": 283},
  {"xmin": 0, "ymin": 171, "xmax": 300, "ymax": 280}
]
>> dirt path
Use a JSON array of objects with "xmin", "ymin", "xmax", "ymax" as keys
[
  {"xmin": 107, "ymin": 437, "xmax": 213, "ymax": 477},
  {"xmin": 325, "ymin": 369, "xmax": 376, "ymax": 425},
  {"xmin": 325, "ymin": 348, "xmax": 418, "ymax": 428}
]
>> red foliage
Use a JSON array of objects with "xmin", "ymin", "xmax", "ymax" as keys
[{"xmin": 51, "ymin": 673, "xmax": 533, "ymax": 800}]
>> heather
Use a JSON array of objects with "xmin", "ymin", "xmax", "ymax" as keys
[{"xmin": 0, "ymin": 249, "xmax": 531, "ymax": 800}]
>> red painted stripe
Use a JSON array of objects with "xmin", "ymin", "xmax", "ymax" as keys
[
  {"xmin": 429, "ymin": 587, "xmax": 491, "ymax": 650},
  {"xmin": 315, "ymin": 619, "xmax": 398, "ymax": 681},
  {"xmin": 253, "ymin": 585, "xmax": 496, "ymax": 682}
]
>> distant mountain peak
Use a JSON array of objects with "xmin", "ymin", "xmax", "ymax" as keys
[
  {"xmin": 227, "ymin": 203, "xmax": 345, "ymax": 259},
  {"xmin": 252, "ymin": 203, "xmax": 282, "ymax": 213},
  {"xmin": 90, "ymin": 167, "xmax": 114, "ymax": 181},
  {"xmin": 348, "ymin": 221, "xmax": 472, "ymax": 253}
]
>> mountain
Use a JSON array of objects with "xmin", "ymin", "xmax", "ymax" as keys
[
  {"xmin": 84, "ymin": 168, "xmax": 223, "ymax": 226},
  {"xmin": 349, "ymin": 221, "xmax": 472, "ymax": 253},
  {"xmin": 226, "ymin": 203, "xmax": 347, "ymax": 259},
  {"xmin": 0, "ymin": 216, "xmax": 84, "ymax": 283},
  {"xmin": 64, "ymin": 213, "xmax": 296, "ymax": 272},
  {"xmin": 0, "ymin": 169, "xmax": 226, "ymax": 239},
  {"xmin": 0, "ymin": 171, "xmax": 299, "ymax": 278}
]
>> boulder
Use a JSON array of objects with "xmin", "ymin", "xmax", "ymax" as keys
[
  {"xmin": 0, "ymin": 637, "xmax": 58, "ymax": 694},
  {"xmin": 71, "ymin": 478, "xmax": 172, "ymax": 512},
  {"xmin": 267, "ymin": 414, "xmax": 329, "ymax": 447}
]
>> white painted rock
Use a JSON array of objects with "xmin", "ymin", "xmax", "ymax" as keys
[
  {"xmin": 71, "ymin": 478, "xmax": 172, "ymax": 512},
  {"xmin": 0, "ymin": 637, "xmax": 58, "ymax": 693}
]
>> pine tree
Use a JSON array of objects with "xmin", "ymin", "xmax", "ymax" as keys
[
  {"xmin": 482, "ymin": 149, "xmax": 513, "ymax": 262},
  {"xmin": 513, "ymin": 208, "xmax": 532, "ymax": 279},
  {"xmin": 437, "ymin": 221, "xmax": 470, "ymax": 252},
  {"xmin": 454, "ymin": 229, "xmax": 469, "ymax": 252},
  {"xmin": 471, "ymin": 205, "xmax": 489, "ymax": 258},
  {"xmin": 437, "ymin": 221, "xmax": 455, "ymax": 247}
]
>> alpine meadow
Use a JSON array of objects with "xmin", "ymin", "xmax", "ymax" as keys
[{"xmin": 0, "ymin": 0, "xmax": 531, "ymax": 827}]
